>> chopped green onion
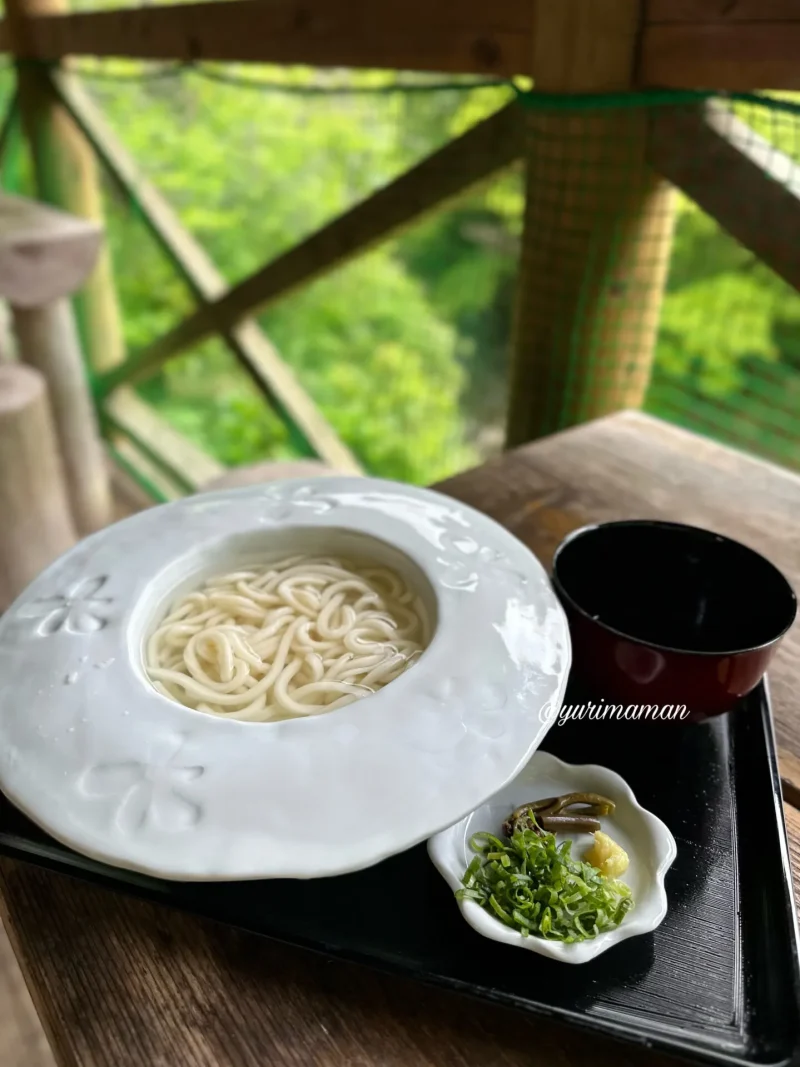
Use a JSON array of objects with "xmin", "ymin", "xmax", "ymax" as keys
[{"xmin": 456, "ymin": 820, "xmax": 633, "ymax": 942}]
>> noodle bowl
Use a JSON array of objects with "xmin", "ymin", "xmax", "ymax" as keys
[{"xmin": 145, "ymin": 555, "xmax": 430, "ymax": 722}]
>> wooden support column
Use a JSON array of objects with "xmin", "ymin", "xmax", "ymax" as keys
[
  {"xmin": 0, "ymin": 191, "xmax": 111, "ymax": 534},
  {"xmin": 506, "ymin": 0, "xmax": 676, "ymax": 447},
  {"xmin": 0, "ymin": 364, "xmax": 76, "ymax": 610},
  {"xmin": 5, "ymin": 0, "xmax": 124, "ymax": 374},
  {"xmin": 0, "ymin": 304, "xmax": 14, "ymax": 362},
  {"xmin": 12, "ymin": 300, "xmax": 111, "ymax": 533}
]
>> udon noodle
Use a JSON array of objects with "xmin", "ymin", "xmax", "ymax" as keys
[{"xmin": 145, "ymin": 555, "xmax": 430, "ymax": 722}]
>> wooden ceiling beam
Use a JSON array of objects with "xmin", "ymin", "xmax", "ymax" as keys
[
  {"xmin": 0, "ymin": 0, "xmax": 533, "ymax": 77},
  {"xmin": 640, "ymin": 23, "xmax": 800, "ymax": 88},
  {"xmin": 645, "ymin": 1, "xmax": 800, "ymax": 24},
  {"xmin": 640, "ymin": 1, "xmax": 800, "ymax": 88},
  {"xmin": 2, "ymin": 0, "xmax": 800, "ymax": 87}
]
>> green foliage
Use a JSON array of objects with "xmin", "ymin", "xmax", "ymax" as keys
[
  {"xmin": 265, "ymin": 253, "xmax": 473, "ymax": 480},
  {"xmin": 657, "ymin": 203, "xmax": 785, "ymax": 396},
  {"xmin": 75, "ymin": 64, "xmax": 523, "ymax": 482},
  {"xmin": 650, "ymin": 204, "xmax": 800, "ymax": 471},
  {"xmin": 648, "ymin": 99, "xmax": 800, "ymax": 469}
]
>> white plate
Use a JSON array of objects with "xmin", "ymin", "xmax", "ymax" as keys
[
  {"xmin": 0, "ymin": 477, "xmax": 570, "ymax": 881},
  {"xmin": 428, "ymin": 751, "xmax": 677, "ymax": 963}
]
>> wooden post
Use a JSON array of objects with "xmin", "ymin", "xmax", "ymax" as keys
[
  {"xmin": 0, "ymin": 191, "xmax": 111, "ymax": 534},
  {"xmin": 5, "ymin": 0, "xmax": 125, "ymax": 374},
  {"xmin": 0, "ymin": 303, "xmax": 14, "ymax": 362},
  {"xmin": 506, "ymin": 0, "xmax": 676, "ymax": 447},
  {"xmin": 12, "ymin": 300, "xmax": 111, "ymax": 533},
  {"xmin": 0, "ymin": 363, "xmax": 76, "ymax": 610}
]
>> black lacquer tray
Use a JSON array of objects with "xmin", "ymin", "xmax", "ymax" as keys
[{"xmin": 0, "ymin": 679, "xmax": 798, "ymax": 1067}]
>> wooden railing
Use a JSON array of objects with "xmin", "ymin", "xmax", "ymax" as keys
[{"xmin": 0, "ymin": 0, "xmax": 798, "ymax": 504}]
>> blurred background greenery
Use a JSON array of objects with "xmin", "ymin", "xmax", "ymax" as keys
[
  {"xmin": 2, "ymin": 38, "xmax": 799, "ymax": 484},
  {"xmin": 80, "ymin": 67, "xmax": 518, "ymax": 483}
]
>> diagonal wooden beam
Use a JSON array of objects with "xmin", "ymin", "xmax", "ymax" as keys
[
  {"xmin": 96, "ymin": 102, "xmax": 522, "ymax": 392},
  {"xmin": 0, "ymin": 92, "xmax": 19, "ymax": 170},
  {"xmin": 0, "ymin": 0, "xmax": 533, "ymax": 76},
  {"xmin": 648, "ymin": 101, "xmax": 800, "ymax": 294},
  {"xmin": 108, "ymin": 435, "xmax": 185, "ymax": 502},
  {"xmin": 50, "ymin": 71, "xmax": 361, "ymax": 474},
  {"xmin": 50, "ymin": 70, "xmax": 229, "ymax": 305},
  {"xmin": 104, "ymin": 387, "xmax": 224, "ymax": 491}
]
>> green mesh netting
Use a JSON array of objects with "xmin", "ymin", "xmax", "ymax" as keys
[{"xmin": 509, "ymin": 88, "xmax": 800, "ymax": 472}]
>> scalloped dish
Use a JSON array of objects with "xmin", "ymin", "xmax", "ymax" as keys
[
  {"xmin": 0, "ymin": 477, "xmax": 571, "ymax": 882},
  {"xmin": 428, "ymin": 751, "xmax": 677, "ymax": 963}
]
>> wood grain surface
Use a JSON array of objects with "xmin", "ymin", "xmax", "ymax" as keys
[
  {"xmin": 1, "ymin": 410, "xmax": 799, "ymax": 1067},
  {"xmin": 639, "ymin": 20, "xmax": 800, "ymax": 89},
  {"xmin": 0, "ymin": 919, "xmax": 53, "ymax": 1067},
  {"xmin": 0, "ymin": 0, "xmax": 534, "ymax": 76},
  {"xmin": 786, "ymin": 804, "xmax": 800, "ymax": 911},
  {"xmin": 645, "ymin": 0, "xmax": 800, "ymax": 23}
]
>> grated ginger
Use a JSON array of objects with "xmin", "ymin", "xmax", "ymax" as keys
[{"xmin": 584, "ymin": 831, "xmax": 629, "ymax": 878}]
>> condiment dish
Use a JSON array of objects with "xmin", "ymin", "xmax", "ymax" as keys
[{"xmin": 428, "ymin": 751, "xmax": 676, "ymax": 963}]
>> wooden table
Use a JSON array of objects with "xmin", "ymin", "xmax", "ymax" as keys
[{"xmin": 2, "ymin": 411, "xmax": 799, "ymax": 1067}]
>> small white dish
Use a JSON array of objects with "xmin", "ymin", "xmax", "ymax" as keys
[
  {"xmin": 428, "ymin": 751, "xmax": 677, "ymax": 964},
  {"xmin": 0, "ymin": 477, "xmax": 571, "ymax": 881}
]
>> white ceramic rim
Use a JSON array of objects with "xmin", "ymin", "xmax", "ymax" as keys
[{"xmin": 0, "ymin": 477, "xmax": 571, "ymax": 881}]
